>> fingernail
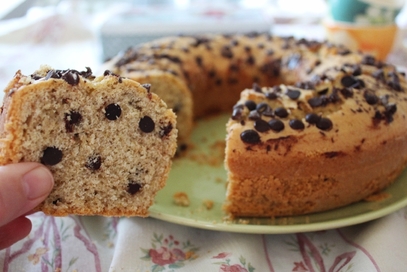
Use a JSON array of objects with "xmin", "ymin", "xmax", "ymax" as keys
[{"xmin": 23, "ymin": 167, "xmax": 54, "ymax": 200}]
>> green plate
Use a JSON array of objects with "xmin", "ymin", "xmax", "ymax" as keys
[{"xmin": 149, "ymin": 113, "xmax": 407, "ymax": 234}]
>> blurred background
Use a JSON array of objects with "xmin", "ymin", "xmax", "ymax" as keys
[{"xmin": 0, "ymin": 0, "xmax": 406, "ymax": 90}]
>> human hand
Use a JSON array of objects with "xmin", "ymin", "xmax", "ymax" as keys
[{"xmin": 0, "ymin": 163, "xmax": 54, "ymax": 250}]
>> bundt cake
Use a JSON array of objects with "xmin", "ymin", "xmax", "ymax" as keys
[{"xmin": 99, "ymin": 33, "xmax": 407, "ymax": 216}]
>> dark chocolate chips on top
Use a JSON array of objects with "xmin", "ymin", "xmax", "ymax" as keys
[
  {"xmin": 268, "ymin": 119, "xmax": 285, "ymax": 132},
  {"xmin": 254, "ymin": 119, "xmax": 270, "ymax": 132},
  {"xmin": 36, "ymin": 68, "xmax": 95, "ymax": 86},
  {"xmin": 286, "ymin": 88, "xmax": 301, "ymax": 100},
  {"xmin": 240, "ymin": 129, "xmax": 261, "ymax": 143}
]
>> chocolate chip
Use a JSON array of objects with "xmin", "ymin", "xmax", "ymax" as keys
[
  {"xmin": 286, "ymin": 88, "xmax": 301, "ymax": 100},
  {"xmin": 289, "ymin": 119, "xmax": 305, "ymax": 130},
  {"xmin": 245, "ymin": 31, "xmax": 261, "ymax": 38},
  {"xmin": 62, "ymin": 70, "xmax": 80, "ymax": 86},
  {"xmin": 296, "ymin": 81, "xmax": 315, "ymax": 90},
  {"xmin": 158, "ymin": 54, "xmax": 181, "ymax": 63},
  {"xmin": 244, "ymin": 100, "xmax": 257, "ymax": 111},
  {"xmin": 363, "ymin": 90, "xmax": 379, "ymax": 105},
  {"xmin": 372, "ymin": 69, "xmax": 385, "ymax": 81},
  {"xmin": 387, "ymin": 73, "xmax": 402, "ymax": 91},
  {"xmin": 86, "ymin": 155, "xmax": 102, "ymax": 170},
  {"xmin": 317, "ymin": 88, "xmax": 329, "ymax": 95},
  {"xmin": 361, "ymin": 55, "xmax": 376, "ymax": 66},
  {"xmin": 265, "ymin": 91, "xmax": 278, "ymax": 100},
  {"xmin": 388, "ymin": 80, "xmax": 402, "ymax": 91},
  {"xmin": 268, "ymin": 119, "xmax": 285, "ymax": 132},
  {"xmin": 385, "ymin": 103, "xmax": 397, "ymax": 115},
  {"xmin": 231, "ymin": 104, "xmax": 244, "ymax": 120},
  {"xmin": 160, "ymin": 123, "xmax": 173, "ymax": 137},
  {"xmin": 45, "ymin": 70, "xmax": 57, "ymax": 80},
  {"xmin": 41, "ymin": 147, "xmax": 63, "ymax": 166},
  {"xmin": 221, "ymin": 45, "xmax": 233, "ymax": 58},
  {"xmin": 316, "ymin": 117, "xmax": 333, "ymax": 131},
  {"xmin": 248, "ymin": 110, "xmax": 261, "ymax": 120},
  {"xmin": 273, "ymin": 86, "xmax": 282, "ymax": 93},
  {"xmin": 192, "ymin": 36, "xmax": 210, "ymax": 47},
  {"xmin": 246, "ymin": 55, "xmax": 255, "ymax": 65},
  {"xmin": 340, "ymin": 75, "xmax": 357, "ymax": 88},
  {"xmin": 80, "ymin": 67, "xmax": 93, "ymax": 78},
  {"xmin": 352, "ymin": 65, "xmax": 362, "ymax": 76},
  {"xmin": 308, "ymin": 97, "xmax": 323, "ymax": 107},
  {"xmin": 282, "ymin": 40, "xmax": 290, "ymax": 50},
  {"xmin": 256, "ymin": 102, "xmax": 270, "ymax": 113},
  {"xmin": 340, "ymin": 87, "xmax": 353, "ymax": 98},
  {"xmin": 172, "ymin": 103, "xmax": 182, "ymax": 114},
  {"xmin": 354, "ymin": 79, "xmax": 365, "ymax": 89},
  {"xmin": 64, "ymin": 111, "xmax": 82, "ymax": 132},
  {"xmin": 274, "ymin": 107, "xmax": 288, "ymax": 118},
  {"xmin": 305, "ymin": 113, "xmax": 321, "ymax": 124},
  {"xmin": 338, "ymin": 48, "xmax": 351, "ymax": 55},
  {"xmin": 208, "ymin": 70, "xmax": 216, "ymax": 78},
  {"xmin": 52, "ymin": 198, "xmax": 62, "ymax": 205},
  {"xmin": 142, "ymin": 83, "xmax": 151, "ymax": 92},
  {"xmin": 253, "ymin": 83, "xmax": 262, "ymax": 93},
  {"xmin": 139, "ymin": 116, "xmax": 155, "ymax": 133},
  {"xmin": 260, "ymin": 59, "xmax": 281, "ymax": 77},
  {"xmin": 254, "ymin": 119, "xmax": 270, "ymax": 132},
  {"xmin": 262, "ymin": 108, "xmax": 274, "ymax": 117},
  {"xmin": 373, "ymin": 110, "xmax": 383, "ymax": 122},
  {"xmin": 105, "ymin": 103, "xmax": 121, "ymax": 120},
  {"xmin": 240, "ymin": 129, "xmax": 261, "ymax": 143},
  {"xmin": 127, "ymin": 182, "xmax": 142, "ymax": 195}
]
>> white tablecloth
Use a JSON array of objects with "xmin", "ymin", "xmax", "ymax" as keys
[{"xmin": 1, "ymin": 6, "xmax": 407, "ymax": 272}]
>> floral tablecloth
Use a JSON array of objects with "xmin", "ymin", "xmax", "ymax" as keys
[
  {"xmin": 1, "ymin": 5, "xmax": 407, "ymax": 272},
  {"xmin": 2, "ymin": 210, "xmax": 407, "ymax": 272}
]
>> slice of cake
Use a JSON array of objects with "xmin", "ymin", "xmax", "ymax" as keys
[{"xmin": 0, "ymin": 66, "xmax": 177, "ymax": 217}]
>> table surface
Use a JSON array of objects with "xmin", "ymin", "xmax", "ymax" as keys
[{"xmin": 0, "ymin": 6, "xmax": 407, "ymax": 272}]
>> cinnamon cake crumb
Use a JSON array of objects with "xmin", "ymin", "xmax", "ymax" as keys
[
  {"xmin": 202, "ymin": 200, "xmax": 214, "ymax": 210},
  {"xmin": 364, "ymin": 192, "xmax": 391, "ymax": 202},
  {"xmin": 173, "ymin": 192, "xmax": 190, "ymax": 207}
]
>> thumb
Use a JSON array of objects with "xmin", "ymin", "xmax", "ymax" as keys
[{"xmin": 0, "ymin": 163, "xmax": 54, "ymax": 227}]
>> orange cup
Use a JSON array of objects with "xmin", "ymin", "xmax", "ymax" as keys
[{"xmin": 324, "ymin": 20, "xmax": 398, "ymax": 60}]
